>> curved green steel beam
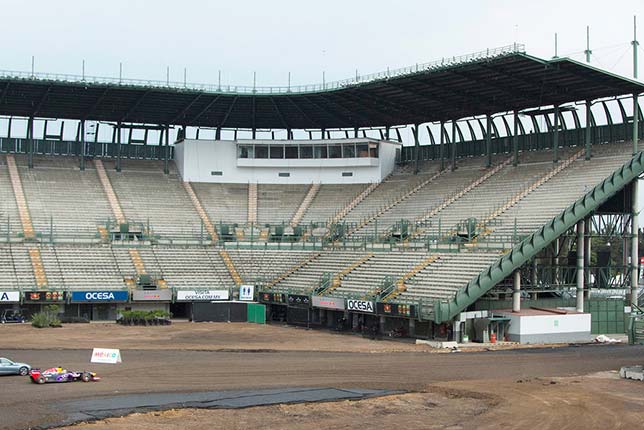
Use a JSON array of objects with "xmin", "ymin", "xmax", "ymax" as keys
[{"xmin": 432, "ymin": 151, "xmax": 644, "ymax": 323}]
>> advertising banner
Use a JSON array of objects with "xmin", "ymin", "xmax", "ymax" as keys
[
  {"xmin": 347, "ymin": 299, "xmax": 375, "ymax": 313},
  {"xmin": 0, "ymin": 291, "xmax": 20, "ymax": 303},
  {"xmin": 132, "ymin": 290, "xmax": 173, "ymax": 302},
  {"xmin": 71, "ymin": 291, "xmax": 129, "ymax": 303},
  {"xmin": 259, "ymin": 292, "xmax": 286, "ymax": 304},
  {"xmin": 287, "ymin": 294, "xmax": 311, "ymax": 307},
  {"xmin": 239, "ymin": 285, "xmax": 255, "ymax": 301},
  {"xmin": 376, "ymin": 302, "xmax": 417, "ymax": 318},
  {"xmin": 176, "ymin": 290, "xmax": 229, "ymax": 301},
  {"xmin": 24, "ymin": 291, "xmax": 66, "ymax": 303},
  {"xmin": 90, "ymin": 348, "xmax": 122, "ymax": 364},
  {"xmin": 312, "ymin": 296, "xmax": 345, "ymax": 310}
]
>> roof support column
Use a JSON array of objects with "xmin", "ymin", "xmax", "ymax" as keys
[
  {"xmin": 576, "ymin": 220, "xmax": 585, "ymax": 313},
  {"xmin": 584, "ymin": 217, "xmax": 592, "ymax": 299},
  {"xmin": 585, "ymin": 100, "xmax": 592, "ymax": 160},
  {"xmin": 512, "ymin": 110, "xmax": 519, "ymax": 167},
  {"xmin": 116, "ymin": 122, "xmax": 122, "ymax": 172},
  {"xmin": 631, "ymin": 178, "xmax": 639, "ymax": 307},
  {"xmin": 164, "ymin": 125, "xmax": 170, "ymax": 175},
  {"xmin": 252, "ymin": 128, "xmax": 257, "ymax": 139},
  {"xmin": 512, "ymin": 270, "xmax": 521, "ymax": 313},
  {"xmin": 439, "ymin": 121, "xmax": 445, "ymax": 170},
  {"xmin": 385, "ymin": 126, "xmax": 390, "ymax": 141},
  {"xmin": 634, "ymin": 93, "xmax": 639, "ymax": 155},
  {"xmin": 354, "ymin": 127, "xmax": 359, "ymax": 138},
  {"xmin": 215, "ymin": 127, "xmax": 221, "ymax": 140},
  {"xmin": 27, "ymin": 116, "xmax": 34, "ymax": 169},
  {"xmin": 486, "ymin": 114, "xmax": 492, "ymax": 168},
  {"xmin": 287, "ymin": 129, "xmax": 293, "ymax": 139},
  {"xmin": 553, "ymin": 105, "xmax": 560, "ymax": 163},
  {"xmin": 80, "ymin": 119, "xmax": 86, "ymax": 171},
  {"xmin": 450, "ymin": 120, "xmax": 457, "ymax": 172},
  {"xmin": 413, "ymin": 123, "xmax": 420, "ymax": 174}
]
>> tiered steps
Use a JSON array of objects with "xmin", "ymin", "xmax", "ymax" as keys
[
  {"xmin": 347, "ymin": 169, "xmax": 444, "ymax": 237},
  {"xmin": 248, "ymin": 182, "xmax": 258, "ymax": 223},
  {"xmin": 94, "ymin": 159, "xmax": 126, "ymax": 224},
  {"xmin": 479, "ymin": 148, "xmax": 584, "ymax": 231},
  {"xmin": 6, "ymin": 154, "xmax": 35, "ymax": 239},
  {"xmin": 129, "ymin": 248, "xmax": 147, "ymax": 275},
  {"xmin": 330, "ymin": 181, "xmax": 381, "ymax": 223},
  {"xmin": 28, "ymin": 248, "xmax": 48, "ymax": 288},
  {"xmin": 325, "ymin": 253, "xmax": 374, "ymax": 294},
  {"xmin": 183, "ymin": 181, "xmax": 218, "ymax": 241},
  {"xmin": 383, "ymin": 255, "xmax": 439, "ymax": 302},
  {"xmin": 267, "ymin": 252, "xmax": 322, "ymax": 289},
  {"xmin": 290, "ymin": 183, "xmax": 320, "ymax": 226},
  {"xmin": 219, "ymin": 249, "xmax": 242, "ymax": 286},
  {"xmin": 409, "ymin": 157, "xmax": 512, "ymax": 240}
]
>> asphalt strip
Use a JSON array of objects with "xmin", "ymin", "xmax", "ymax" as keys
[{"xmin": 37, "ymin": 387, "xmax": 402, "ymax": 429}]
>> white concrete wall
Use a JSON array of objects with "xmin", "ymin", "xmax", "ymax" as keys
[
  {"xmin": 498, "ymin": 312, "xmax": 591, "ymax": 343},
  {"xmin": 175, "ymin": 139, "xmax": 400, "ymax": 184}
]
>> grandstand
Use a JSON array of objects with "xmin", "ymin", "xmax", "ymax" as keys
[{"xmin": 0, "ymin": 44, "xmax": 642, "ymax": 343}]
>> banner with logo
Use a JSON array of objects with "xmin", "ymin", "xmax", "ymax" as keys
[
  {"xmin": 376, "ymin": 302, "xmax": 417, "ymax": 318},
  {"xmin": 176, "ymin": 290, "xmax": 229, "ymax": 301},
  {"xmin": 24, "ymin": 291, "xmax": 66, "ymax": 303},
  {"xmin": 90, "ymin": 348, "xmax": 122, "ymax": 364},
  {"xmin": 71, "ymin": 291, "xmax": 129, "ymax": 303},
  {"xmin": 347, "ymin": 299, "xmax": 375, "ymax": 313},
  {"xmin": 239, "ymin": 285, "xmax": 255, "ymax": 301},
  {"xmin": 0, "ymin": 291, "xmax": 20, "ymax": 303},
  {"xmin": 132, "ymin": 290, "xmax": 173, "ymax": 302},
  {"xmin": 259, "ymin": 292, "xmax": 286, "ymax": 304},
  {"xmin": 312, "ymin": 296, "xmax": 345, "ymax": 310},
  {"xmin": 287, "ymin": 294, "xmax": 311, "ymax": 307}
]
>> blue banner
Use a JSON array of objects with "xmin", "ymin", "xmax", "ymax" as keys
[{"xmin": 71, "ymin": 291, "xmax": 129, "ymax": 303}]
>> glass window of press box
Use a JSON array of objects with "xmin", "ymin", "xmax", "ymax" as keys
[{"xmin": 237, "ymin": 142, "xmax": 379, "ymax": 159}]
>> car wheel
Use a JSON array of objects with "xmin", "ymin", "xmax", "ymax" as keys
[
  {"xmin": 37, "ymin": 376, "xmax": 46, "ymax": 384},
  {"xmin": 81, "ymin": 372, "xmax": 91, "ymax": 382},
  {"xmin": 18, "ymin": 367, "xmax": 28, "ymax": 376}
]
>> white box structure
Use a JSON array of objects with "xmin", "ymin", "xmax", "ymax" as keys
[
  {"xmin": 174, "ymin": 138, "xmax": 400, "ymax": 184},
  {"xmin": 493, "ymin": 309, "xmax": 592, "ymax": 344}
]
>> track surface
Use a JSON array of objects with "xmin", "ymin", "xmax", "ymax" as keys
[{"xmin": 2, "ymin": 344, "xmax": 643, "ymax": 430}]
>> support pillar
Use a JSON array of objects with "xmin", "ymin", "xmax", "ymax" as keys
[
  {"xmin": 354, "ymin": 127, "xmax": 359, "ymax": 138},
  {"xmin": 584, "ymin": 217, "xmax": 592, "ymax": 296},
  {"xmin": 486, "ymin": 114, "xmax": 492, "ymax": 168},
  {"xmin": 512, "ymin": 270, "xmax": 521, "ymax": 312},
  {"xmin": 450, "ymin": 120, "xmax": 456, "ymax": 172},
  {"xmin": 576, "ymin": 220, "xmax": 585, "ymax": 312},
  {"xmin": 439, "ymin": 121, "xmax": 445, "ymax": 170},
  {"xmin": 27, "ymin": 116, "xmax": 34, "ymax": 169},
  {"xmin": 553, "ymin": 105, "xmax": 559, "ymax": 163},
  {"xmin": 512, "ymin": 110, "xmax": 519, "ymax": 166},
  {"xmin": 164, "ymin": 125, "xmax": 170, "ymax": 175},
  {"xmin": 379, "ymin": 315, "xmax": 385, "ymax": 334},
  {"xmin": 215, "ymin": 127, "xmax": 221, "ymax": 140},
  {"xmin": 409, "ymin": 319, "xmax": 416, "ymax": 337},
  {"xmin": 585, "ymin": 100, "xmax": 592, "ymax": 160},
  {"xmin": 631, "ymin": 178, "xmax": 639, "ymax": 307},
  {"xmin": 80, "ymin": 119, "xmax": 86, "ymax": 171},
  {"xmin": 385, "ymin": 126, "xmax": 390, "ymax": 141},
  {"xmin": 115, "ymin": 122, "xmax": 122, "ymax": 172},
  {"xmin": 413, "ymin": 123, "xmax": 420, "ymax": 174},
  {"xmin": 634, "ymin": 93, "xmax": 639, "ymax": 155}
]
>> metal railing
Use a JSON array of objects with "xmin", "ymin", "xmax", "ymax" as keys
[{"xmin": 0, "ymin": 44, "xmax": 524, "ymax": 95}]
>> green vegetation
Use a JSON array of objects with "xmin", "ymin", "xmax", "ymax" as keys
[
  {"xmin": 31, "ymin": 304, "xmax": 62, "ymax": 328},
  {"xmin": 117, "ymin": 310, "xmax": 172, "ymax": 326}
]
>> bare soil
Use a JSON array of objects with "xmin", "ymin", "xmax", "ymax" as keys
[{"xmin": 1, "ymin": 323, "xmax": 643, "ymax": 430}]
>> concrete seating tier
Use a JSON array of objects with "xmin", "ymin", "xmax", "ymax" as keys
[
  {"xmin": 299, "ymin": 184, "xmax": 366, "ymax": 224},
  {"xmin": 226, "ymin": 249, "xmax": 316, "ymax": 284},
  {"xmin": 192, "ymin": 183, "xmax": 249, "ymax": 225},
  {"xmin": 257, "ymin": 184, "xmax": 310, "ymax": 224}
]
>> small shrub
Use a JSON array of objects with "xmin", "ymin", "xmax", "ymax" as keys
[{"xmin": 31, "ymin": 304, "xmax": 62, "ymax": 328}]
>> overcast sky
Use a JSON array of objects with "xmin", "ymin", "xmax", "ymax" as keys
[{"xmin": 2, "ymin": 0, "xmax": 643, "ymax": 87}]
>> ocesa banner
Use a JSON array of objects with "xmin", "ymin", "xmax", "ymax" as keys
[
  {"xmin": 176, "ymin": 290, "xmax": 229, "ymax": 301},
  {"xmin": 0, "ymin": 291, "xmax": 20, "ymax": 303},
  {"xmin": 347, "ymin": 300, "xmax": 375, "ymax": 313},
  {"xmin": 71, "ymin": 291, "xmax": 129, "ymax": 303}
]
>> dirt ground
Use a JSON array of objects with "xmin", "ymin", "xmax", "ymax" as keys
[
  {"xmin": 56, "ymin": 373, "xmax": 644, "ymax": 430},
  {"xmin": 1, "ymin": 323, "xmax": 643, "ymax": 430}
]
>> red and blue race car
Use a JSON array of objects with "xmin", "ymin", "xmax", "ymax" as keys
[{"xmin": 29, "ymin": 367, "xmax": 100, "ymax": 384}]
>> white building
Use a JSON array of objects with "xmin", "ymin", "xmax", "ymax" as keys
[{"xmin": 174, "ymin": 138, "xmax": 401, "ymax": 184}]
